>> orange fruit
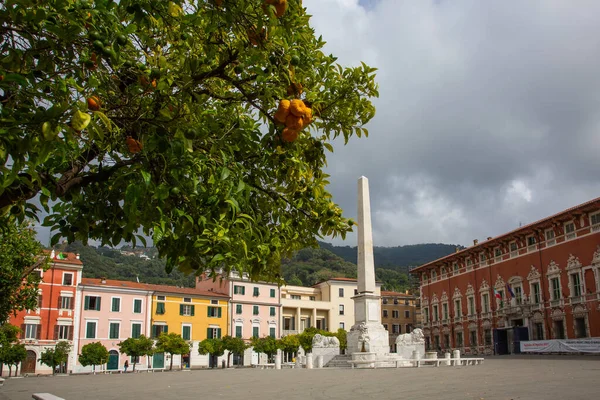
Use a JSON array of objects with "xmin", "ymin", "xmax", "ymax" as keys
[
  {"xmin": 289, "ymin": 99, "xmax": 306, "ymax": 117},
  {"xmin": 282, "ymin": 127, "xmax": 299, "ymax": 143},
  {"xmin": 151, "ymin": 79, "xmax": 157, "ymax": 88},
  {"xmin": 274, "ymin": 99, "xmax": 290, "ymax": 123},
  {"xmin": 126, "ymin": 137, "xmax": 143, "ymax": 153},
  {"xmin": 303, "ymin": 107, "xmax": 312, "ymax": 125},
  {"xmin": 285, "ymin": 114, "xmax": 304, "ymax": 130},
  {"xmin": 87, "ymin": 96, "xmax": 101, "ymax": 111},
  {"xmin": 275, "ymin": 1, "xmax": 287, "ymax": 17}
]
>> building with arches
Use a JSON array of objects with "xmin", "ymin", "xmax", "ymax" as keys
[{"xmin": 412, "ymin": 197, "xmax": 600, "ymax": 355}]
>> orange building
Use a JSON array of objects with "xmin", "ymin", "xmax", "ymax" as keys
[
  {"xmin": 411, "ymin": 197, "xmax": 600, "ymax": 355},
  {"xmin": 5, "ymin": 251, "xmax": 83, "ymax": 375},
  {"xmin": 381, "ymin": 291, "xmax": 420, "ymax": 351}
]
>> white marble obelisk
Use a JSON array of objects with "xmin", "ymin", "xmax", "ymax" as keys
[{"xmin": 347, "ymin": 176, "xmax": 389, "ymax": 356}]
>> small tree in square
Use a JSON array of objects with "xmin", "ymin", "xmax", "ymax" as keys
[
  {"xmin": 197, "ymin": 338, "xmax": 225, "ymax": 368},
  {"xmin": 221, "ymin": 335, "xmax": 247, "ymax": 368},
  {"xmin": 79, "ymin": 342, "xmax": 109, "ymax": 373},
  {"xmin": 118, "ymin": 335, "xmax": 154, "ymax": 372},
  {"xmin": 251, "ymin": 336, "xmax": 279, "ymax": 363},
  {"xmin": 39, "ymin": 341, "xmax": 71, "ymax": 375},
  {"xmin": 2, "ymin": 342, "xmax": 26, "ymax": 377},
  {"xmin": 155, "ymin": 332, "xmax": 190, "ymax": 371}
]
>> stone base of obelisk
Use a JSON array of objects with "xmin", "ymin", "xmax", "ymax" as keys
[{"xmin": 347, "ymin": 323, "xmax": 390, "ymax": 356}]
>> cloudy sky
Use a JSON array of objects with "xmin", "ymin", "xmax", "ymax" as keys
[{"xmin": 304, "ymin": 0, "xmax": 600, "ymax": 248}]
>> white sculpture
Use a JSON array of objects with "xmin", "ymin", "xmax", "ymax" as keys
[
  {"xmin": 312, "ymin": 334, "xmax": 340, "ymax": 348},
  {"xmin": 395, "ymin": 328, "xmax": 425, "ymax": 346}
]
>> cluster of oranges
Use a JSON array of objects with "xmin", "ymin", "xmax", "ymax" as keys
[{"xmin": 274, "ymin": 99, "xmax": 312, "ymax": 142}]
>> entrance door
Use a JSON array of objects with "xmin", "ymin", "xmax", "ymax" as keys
[
  {"xmin": 512, "ymin": 326, "xmax": 529, "ymax": 354},
  {"xmin": 22, "ymin": 350, "xmax": 36, "ymax": 374},
  {"xmin": 493, "ymin": 329, "xmax": 509, "ymax": 355},
  {"xmin": 153, "ymin": 352, "xmax": 165, "ymax": 369},
  {"xmin": 107, "ymin": 350, "xmax": 119, "ymax": 370}
]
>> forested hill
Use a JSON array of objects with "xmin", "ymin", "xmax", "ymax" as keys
[{"xmin": 319, "ymin": 242, "xmax": 463, "ymax": 271}]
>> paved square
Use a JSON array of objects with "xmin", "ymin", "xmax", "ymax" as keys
[{"xmin": 1, "ymin": 357, "xmax": 599, "ymax": 400}]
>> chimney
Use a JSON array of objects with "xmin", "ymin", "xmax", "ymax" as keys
[
  {"xmin": 455, "ymin": 247, "xmax": 460, "ymax": 253},
  {"xmin": 405, "ymin": 290, "xmax": 409, "ymax": 295},
  {"xmin": 487, "ymin": 237, "xmax": 492, "ymax": 241},
  {"xmin": 473, "ymin": 239, "xmax": 478, "ymax": 246},
  {"xmin": 101, "ymin": 277, "xmax": 106, "ymax": 284},
  {"xmin": 50, "ymin": 249, "xmax": 56, "ymax": 259}
]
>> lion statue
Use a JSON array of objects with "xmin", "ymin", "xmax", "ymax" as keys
[
  {"xmin": 312, "ymin": 334, "xmax": 340, "ymax": 348},
  {"xmin": 395, "ymin": 328, "xmax": 425, "ymax": 346}
]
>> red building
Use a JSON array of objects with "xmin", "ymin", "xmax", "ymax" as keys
[
  {"xmin": 411, "ymin": 197, "xmax": 600, "ymax": 355},
  {"xmin": 3, "ymin": 251, "xmax": 83, "ymax": 375}
]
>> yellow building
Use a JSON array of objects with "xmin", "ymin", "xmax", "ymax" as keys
[{"xmin": 147, "ymin": 284, "xmax": 229, "ymax": 369}]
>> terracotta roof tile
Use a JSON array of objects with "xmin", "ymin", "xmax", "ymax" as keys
[{"xmin": 80, "ymin": 278, "xmax": 229, "ymax": 298}]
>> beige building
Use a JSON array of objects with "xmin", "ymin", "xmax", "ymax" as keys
[{"xmin": 281, "ymin": 278, "xmax": 382, "ymax": 335}]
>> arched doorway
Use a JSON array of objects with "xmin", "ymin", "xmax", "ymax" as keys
[
  {"xmin": 107, "ymin": 350, "xmax": 119, "ymax": 370},
  {"xmin": 22, "ymin": 350, "xmax": 36, "ymax": 374}
]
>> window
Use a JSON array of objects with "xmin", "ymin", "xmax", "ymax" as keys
[
  {"xmin": 156, "ymin": 302, "xmax": 166, "ymax": 315},
  {"xmin": 339, "ymin": 305, "xmax": 345, "ymax": 315},
  {"xmin": 510, "ymin": 242, "xmax": 518, "ymax": 254},
  {"xmin": 393, "ymin": 298, "xmax": 399, "ymax": 305},
  {"xmin": 453, "ymin": 263, "xmax": 459, "ymax": 273},
  {"xmin": 482, "ymin": 293, "xmax": 490, "ymax": 312},
  {"xmin": 252, "ymin": 326, "xmax": 259, "ymax": 338},
  {"xmin": 36, "ymin": 293, "xmax": 43, "ymax": 310},
  {"xmin": 253, "ymin": 287, "xmax": 260, "ymax": 297},
  {"xmin": 133, "ymin": 299, "xmax": 142, "ymax": 314},
  {"xmin": 433, "ymin": 305, "xmax": 439, "ymax": 321},
  {"xmin": 392, "ymin": 324, "xmax": 400, "ymax": 334},
  {"xmin": 494, "ymin": 248, "xmax": 502, "ymax": 258},
  {"xmin": 152, "ymin": 324, "xmax": 168, "ymax": 338},
  {"xmin": 553, "ymin": 320, "xmax": 565, "ymax": 339},
  {"xmin": 62, "ymin": 273, "xmax": 73, "ymax": 286},
  {"xmin": 269, "ymin": 327, "xmax": 276, "ymax": 338},
  {"xmin": 431, "ymin": 270, "xmax": 437, "ymax": 280},
  {"xmin": 235, "ymin": 326, "xmax": 243, "ymax": 338},
  {"xmin": 424, "ymin": 307, "xmax": 429, "ymax": 322},
  {"xmin": 383, "ymin": 310, "xmax": 388, "ymax": 318},
  {"xmin": 236, "ymin": 304, "xmax": 242, "ymax": 314},
  {"xmin": 211, "ymin": 299, "xmax": 218, "ymax": 305},
  {"xmin": 59, "ymin": 296, "xmax": 72, "ymax": 310},
  {"xmin": 180, "ymin": 304, "xmax": 195, "ymax": 316},
  {"xmin": 182, "ymin": 325, "xmax": 191, "ymax": 341},
  {"xmin": 309, "ymin": 296, "xmax": 316, "ymax": 301},
  {"xmin": 468, "ymin": 297, "xmax": 475, "ymax": 315},
  {"xmin": 456, "ymin": 331, "xmax": 463, "ymax": 347},
  {"xmin": 534, "ymin": 323, "xmax": 544, "ymax": 340},
  {"xmin": 270, "ymin": 307, "xmax": 276, "ymax": 316},
  {"xmin": 111, "ymin": 297, "xmax": 121, "ymax": 312},
  {"xmin": 545, "ymin": 229, "xmax": 555, "ymax": 243},
  {"xmin": 183, "ymin": 297, "xmax": 192, "ymax": 303},
  {"xmin": 404, "ymin": 310, "xmax": 410, "ymax": 318},
  {"xmin": 207, "ymin": 327, "xmax": 221, "ymax": 339},
  {"xmin": 527, "ymin": 236, "xmax": 536, "ymax": 247},
  {"xmin": 591, "ymin": 212, "xmax": 600, "ymax": 230},
  {"xmin": 234, "ymin": 285, "xmax": 246, "ymax": 295},
  {"xmin": 25, "ymin": 324, "xmax": 40, "ymax": 339},
  {"xmin": 484, "ymin": 329, "xmax": 492, "ymax": 346},
  {"xmin": 466, "ymin": 259, "xmax": 472, "ymax": 267},
  {"xmin": 470, "ymin": 330, "xmax": 477, "ymax": 346},
  {"xmin": 575, "ymin": 318, "xmax": 587, "ymax": 338},
  {"xmin": 571, "ymin": 273, "xmax": 582, "ymax": 297},
  {"xmin": 253, "ymin": 305, "xmax": 259, "ymax": 315},
  {"xmin": 565, "ymin": 222, "xmax": 575, "ymax": 239},
  {"xmin": 383, "ymin": 298, "xmax": 388, "ymax": 304},
  {"xmin": 109, "ymin": 322, "xmax": 120, "ymax": 339},
  {"xmin": 339, "ymin": 322, "xmax": 345, "ymax": 330},
  {"xmin": 86, "ymin": 321, "xmax": 97, "ymax": 339},
  {"xmin": 551, "ymin": 277, "xmax": 561, "ymax": 300},
  {"xmin": 57, "ymin": 325, "xmax": 72, "ymax": 340},
  {"xmin": 291, "ymin": 295, "xmax": 301, "ymax": 300},
  {"xmin": 392, "ymin": 310, "xmax": 399, "ymax": 318},
  {"xmin": 354, "ymin": 289, "xmax": 358, "ymax": 295},
  {"xmin": 131, "ymin": 355, "xmax": 140, "ymax": 364},
  {"xmin": 270, "ymin": 288, "xmax": 276, "ymax": 298},
  {"xmin": 208, "ymin": 306, "xmax": 222, "ymax": 318},
  {"xmin": 157, "ymin": 295, "xmax": 166, "ymax": 301},
  {"xmin": 84, "ymin": 296, "xmax": 101, "ymax": 311},
  {"xmin": 532, "ymin": 283, "xmax": 541, "ymax": 304},
  {"xmin": 480, "ymin": 253, "xmax": 486, "ymax": 263},
  {"xmin": 454, "ymin": 300, "xmax": 461, "ymax": 317},
  {"xmin": 514, "ymin": 286, "xmax": 522, "ymax": 305},
  {"xmin": 131, "ymin": 323, "xmax": 142, "ymax": 339},
  {"xmin": 442, "ymin": 303, "xmax": 448, "ymax": 320},
  {"xmin": 339, "ymin": 288, "xmax": 344, "ymax": 297}
]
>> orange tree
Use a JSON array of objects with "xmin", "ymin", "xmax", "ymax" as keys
[{"xmin": 0, "ymin": 0, "xmax": 378, "ymax": 281}]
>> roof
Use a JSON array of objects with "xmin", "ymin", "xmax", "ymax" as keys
[
  {"xmin": 44, "ymin": 250, "xmax": 83, "ymax": 265},
  {"xmin": 412, "ymin": 195, "xmax": 600, "ymax": 272},
  {"xmin": 80, "ymin": 278, "xmax": 229, "ymax": 298},
  {"xmin": 312, "ymin": 277, "xmax": 383, "ymax": 287},
  {"xmin": 381, "ymin": 291, "xmax": 415, "ymax": 298}
]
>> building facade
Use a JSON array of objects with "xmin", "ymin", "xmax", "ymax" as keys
[
  {"xmin": 5, "ymin": 251, "xmax": 83, "ymax": 375},
  {"xmin": 381, "ymin": 291, "xmax": 420, "ymax": 351},
  {"xmin": 412, "ymin": 197, "xmax": 600, "ymax": 355},
  {"xmin": 75, "ymin": 278, "xmax": 153, "ymax": 373}
]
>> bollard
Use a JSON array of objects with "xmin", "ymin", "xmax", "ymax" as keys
[
  {"xmin": 316, "ymin": 355, "xmax": 324, "ymax": 369},
  {"xmin": 306, "ymin": 354, "xmax": 313, "ymax": 369},
  {"xmin": 444, "ymin": 353, "xmax": 451, "ymax": 366},
  {"xmin": 412, "ymin": 350, "xmax": 420, "ymax": 360},
  {"xmin": 275, "ymin": 354, "xmax": 281, "ymax": 370},
  {"xmin": 300, "ymin": 356, "xmax": 306, "ymax": 366},
  {"xmin": 453, "ymin": 350, "xmax": 461, "ymax": 366},
  {"xmin": 295, "ymin": 357, "xmax": 301, "ymax": 369}
]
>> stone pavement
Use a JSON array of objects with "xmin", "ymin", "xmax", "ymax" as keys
[{"xmin": 1, "ymin": 357, "xmax": 599, "ymax": 400}]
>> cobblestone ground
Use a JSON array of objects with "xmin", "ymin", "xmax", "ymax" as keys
[{"xmin": 1, "ymin": 356, "xmax": 599, "ymax": 400}]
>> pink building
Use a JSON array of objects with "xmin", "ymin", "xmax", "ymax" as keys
[
  {"xmin": 74, "ymin": 278, "xmax": 153, "ymax": 372},
  {"xmin": 196, "ymin": 272, "xmax": 281, "ymax": 366}
]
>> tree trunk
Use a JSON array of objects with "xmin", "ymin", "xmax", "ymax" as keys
[
  {"xmin": 8, "ymin": 366, "xmax": 12, "ymax": 377},
  {"xmin": 16, "ymin": 363, "xmax": 19, "ymax": 376},
  {"xmin": 133, "ymin": 360, "xmax": 137, "ymax": 372},
  {"xmin": 169, "ymin": 354, "xmax": 173, "ymax": 370},
  {"xmin": 227, "ymin": 352, "xmax": 231, "ymax": 368}
]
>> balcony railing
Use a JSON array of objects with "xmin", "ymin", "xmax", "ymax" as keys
[
  {"xmin": 566, "ymin": 233, "xmax": 576, "ymax": 240},
  {"xmin": 570, "ymin": 296, "xmax": 586, "ymax": 305},
  {"xmin": 592, "ymin": 224, "xmax": 600, "ymax": 233},
  {"xmin": 549, "ymin": 299, "xmax": 564, "ymax": 308}
]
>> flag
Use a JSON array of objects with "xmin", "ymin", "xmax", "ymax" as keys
[
  {"xmin": 506, "ymin": 283, "xmax": 515, "ymax": 299},
  {"xmin": 56, "ymin": 252, "xmax": 67, "ymax": 260},
  {"xmin": 494, "ymin": 289, "xmax": 501, "ymax": 300}
]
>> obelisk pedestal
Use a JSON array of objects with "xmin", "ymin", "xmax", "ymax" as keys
[{"xmin": 347, "ymin": 176, "xmax": 389, "ymax": 357}]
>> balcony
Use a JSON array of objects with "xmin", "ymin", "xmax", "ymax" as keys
[
  {"xmin": 441, "ymin": 318, "xmax": 450, "ymax": 325},
  {"xmin": 467, "ymin": 314, "xmax": 478, "ymax": 321},
  {"xmin": 570, "ymin": 296, "xmax": 586, "ymax": 305},
  {"xmin": 453, "ymin": 316, "xmax": 462, "ymax": 323},
  {"xmin": 480, "ymin": 312, "xmax": 492, "ymax": 320},
  {"xmin": 549, "ymin": 299, "xmax": 564, "ymax": 308}
]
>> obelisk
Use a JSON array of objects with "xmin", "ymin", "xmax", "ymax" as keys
[{"xmin": 347, "ymin": 176, "xmax": 389, "ymax": 356}]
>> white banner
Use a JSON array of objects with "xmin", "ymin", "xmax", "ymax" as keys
[{"xmin": 520, "ymin": 338, "xmax": 600, "ymax": 353}]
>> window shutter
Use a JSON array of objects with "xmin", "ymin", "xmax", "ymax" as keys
[
  {"xmin": 217, "ymin": 307, "xmax": 222, "ymax": 318},
  {"xmin": 207, "ymin": 307, "xmax": 211, "ymax": 317},
  {"xmin": 37, "ymin": 324, "xmax": 42, "ymax": 339},
  {"xmin": 207, "ymin": 328, "xmax": 212, "ymax": 339},
  {"xmin": 152, "ymin": 325, "xmax": 157, "ymax": 338},
  {"xmin": 84, "ymin": 296, "xmax": 90, "ymax": 310},
  {"xmin": 242, "ymin": 286, "xmax": 246, "ymax": 295},
  {"xmin": 20, "ymin": 324, "xmax": 25, "ymax": 339},
  {"xmin": 68, "ymin": 326, "xmax": 74, "ymax": 340},
  {"xmin": 57, "ymin": 296, "xmax": 62, "ymax": 309},
  {"xmin": 38, "ymin": 294, "xmax": 43, "ymax": 309},
  {"xmin": 164, "ymin": 325, "xmax": 168, "ymax": 333},
  {"xmin": 180, "ymin": 304, "xmax": 184, "ymax": 316},
  {"xmin": 96, "ymin": 297, "xmax": 102, "ymax": 311},
  {"xmin": 54, "ymin": 325, "xmax": 59, "ymax": 340},
  {"xmin": 217, "ymin": 328, "xmax": 221, "ymax": 339},
  {"xmin": 191, "ymin": 305, "xmax": 195, "ymax": 316}
]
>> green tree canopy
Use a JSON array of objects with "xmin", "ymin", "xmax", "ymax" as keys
[
  {"xmin": 39, "ymin": 341, "xmax": 71, "ymax": 375},
  {"xmin": 278, "ymin": 334, "xmax": 300, "ymax": 354},
  {"xmin": 155, "ymin": 332, "xmax": 190, "ymax": 370},
  {"xmin": 0, "ymin": 0, "xmax": 377, "ymax": 281},
  {"xmin": 79, "ymin": 342, "xmax": 109, "ymax": 372},
  {"xmin": 198, "ymin": 338, "xmax": 225, "ymax": 360},
  {"xmin": 297, "ymin": 326, "xmax": 332, "ymax": 353},
  {"xmin": 221, "ymin": 335, "xmax": 247, "ymax": 367},
  {"xmin": 0, "ymin": 324, "xmax": 26, "ymax": 377},
  {"xmin": 334, "ymin": 328, "xmax": 347, "ymax": 352},
  {"xmin": 0, "ymin": 218, "xmax": 49, "ymax": 323},
  {"xmin": 250, "ymin": 336, "xmax": 279, "ymax": 361},
  {"xmin": 117, "ymin": 335, "xmax": 154, "ymax": 371}
]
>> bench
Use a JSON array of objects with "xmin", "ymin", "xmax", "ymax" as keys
[
  {"xmin": 347, "ymin": 360, "xmax": 376, "ymax": 369},
  {"xmin": 32, "ymin": 394, "xmax": 65, "ymax": 400},
  {"xmin": 146, "ymin": 368, "xmax": 165, "ymax": 373},
  {"xmin": 252, "ymin": 363, "xmax": 275, "ymax": 369}
]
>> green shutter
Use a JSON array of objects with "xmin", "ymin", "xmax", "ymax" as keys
[
  {"xmin": 179, "ymin": 304, "xmax": 184, "ymax": 316},
  {"xmin": 270, "ymin": 328, "xmax": 275, "ymax": 338},
  {"xmin": 217, "ymin": 328, "xmax": 221, "ymax": 339},
  {"xmin": 270, "ymin": 307, "xmax": 275, "ymax": 316},
  {"xmin": 84, "ymin": 296, "xmax": 90, "ymax": 310},
  {"xmin": 236, "ymin": 326, "xmax": 242, "ymax": 338},
  {"xmin": 207, "ymin": 306, "xmax": 211, "ymax": 317},
  {"xmin": 253, "ymin": 306, "xmax": 258, "ymax": 315},
  {"xmin": 132, "ymin": 324, "xmax": 141, "ymax": 338},
  {"xmin": 191, "ymin": 305, "xmax": 195, "ymax": 316},
  {"xmin": 207, "ymin": 328, "xmax": 212, "ymax": 339},
  {"xmin": 252, "ymin": 327, "xmax": 258, "ymax": 338},
  {"xmin": 242, "ymin": 286, "xmax": 246, "ymax": 295},
  {"xmin": 270, "ymin": 289, "xmax": 275, "ymax": 298},
  {"xmin": 86, "ymin": 322, "xmax": 95, "ymax": 339},
  {"xmin": 182, "ymin": 326, "xmax": 190, "ymax": 340},
  {"xmin": 96, "ymin": 297, "xmax": 101, "ymax": 311},
  {"xmin": 217, "ymin": 307, "xmax": 222, "ymax": 318},
  {"xmin": 164, "ymin": 325, "xmax": 168, "ymax": 333}
]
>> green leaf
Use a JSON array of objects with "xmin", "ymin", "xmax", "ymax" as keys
[{"xmin": 221, "ymin": 167, "xmax": 230, "ymax": 181}]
